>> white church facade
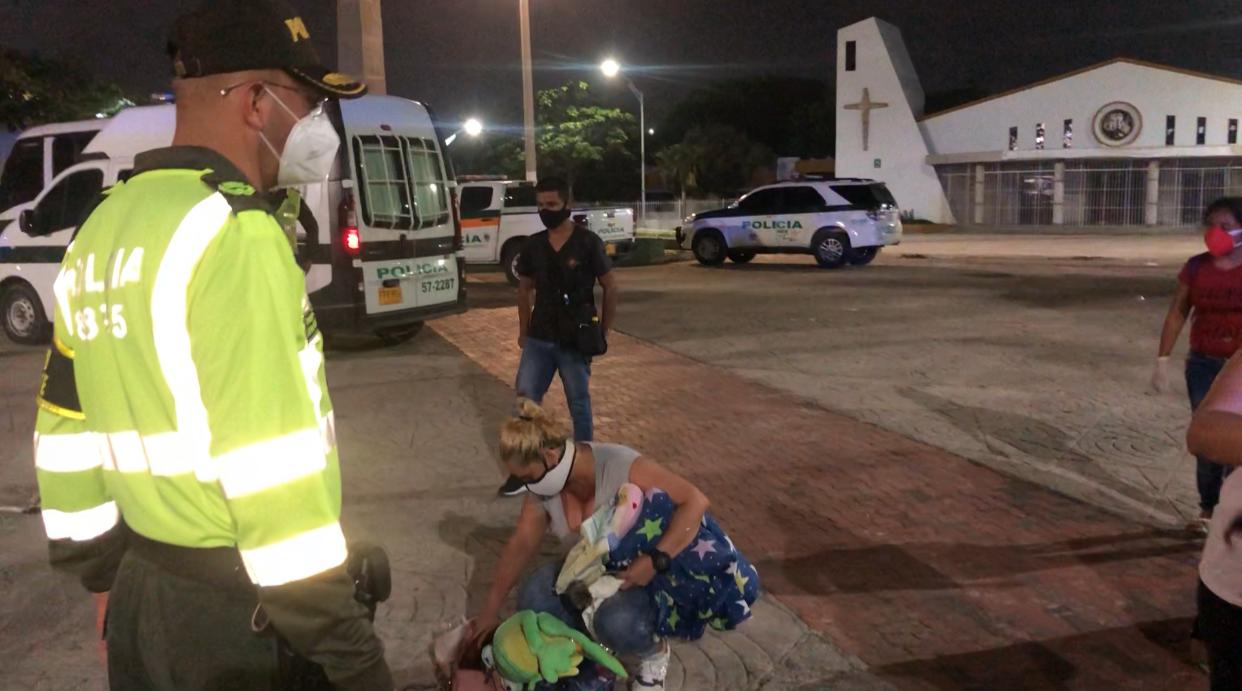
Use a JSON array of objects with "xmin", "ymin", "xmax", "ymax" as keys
[{"xmin": 835, "ymin": 18, "xmax": 1242, "ymax": 227}]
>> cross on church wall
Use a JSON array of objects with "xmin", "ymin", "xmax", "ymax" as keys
[{"xmin": 844, "ymin": 87, "xmax": 890, "ymax": 151}]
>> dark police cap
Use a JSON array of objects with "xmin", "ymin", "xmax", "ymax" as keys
[{"xmin": 168, "ymin": 0, "xmax": 366, "ymax": 99}]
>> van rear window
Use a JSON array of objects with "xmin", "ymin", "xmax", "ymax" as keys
[
  {"xmin": 504, "ymin": 184, "xmax": 536, "ymax": 208},
  {"xmin": 0, "ymin": 137, "xmax": 45, "ymax": 209},
  {"xmin": 830, "ymin": 183, "xmax": 896, "ymax": 209},
  {"xmin": 352, "ymin": 135, "xmax": 449, "ymax": 230},
  {"xmin": 459, "ymin": 186, "xmax": 494, "ymax": 214}
]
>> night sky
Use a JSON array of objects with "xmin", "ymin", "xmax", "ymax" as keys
[{"xmin": 3, "ymin": 0, "xmax": 1241, "ymax": 132}]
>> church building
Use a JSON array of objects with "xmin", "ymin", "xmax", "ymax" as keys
[{"xmin": 835, "ymin": 18, "xmax": 1242, "ymax": 227}]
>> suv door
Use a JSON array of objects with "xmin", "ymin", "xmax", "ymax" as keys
[
  {"xmin": 774, "ymin": 185, "xmax": 826, "ymax": 247},
  {"xmin": 733, "ymin": 187, "xmax": 784, "ymax": 248}
]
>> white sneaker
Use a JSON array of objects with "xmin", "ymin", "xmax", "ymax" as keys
[{"xmin": 631, "ymin": 640, "xmax": 670, "ymax": 690}]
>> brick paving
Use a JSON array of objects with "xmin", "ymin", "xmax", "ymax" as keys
[{"xmin": 433, "ymin": 307, "xmax": 1206, "ymax": 690}]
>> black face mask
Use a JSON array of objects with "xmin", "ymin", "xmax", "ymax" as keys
[{"xmin": 539, "ymin": 207, "xmax": 572, "ymax": 229}]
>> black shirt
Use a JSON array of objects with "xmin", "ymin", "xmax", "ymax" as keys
[{"xmin": 517, "ymin": 225, "xmax": 612, "ymax": 345}]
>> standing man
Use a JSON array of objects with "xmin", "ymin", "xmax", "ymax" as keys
[
  {"xmin": 32, "ymin": 2, "xmax": 393, "ymax": 689},
  {"xmin": 497, "ymin": 176, "xmax": 618, "ymax": 497}
]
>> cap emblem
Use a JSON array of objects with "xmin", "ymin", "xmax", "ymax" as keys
[{"xmin": 284, "ymin": 17, "xmax": 310, "ymax": 42}]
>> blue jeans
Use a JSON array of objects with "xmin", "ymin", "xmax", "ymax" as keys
[
  {"xmin": 516, "ymin": 563, "xmax": 660, "ymax": 657},
  {"xmin": 1187, "ymin": 352, "xmax": 1234, "ymax": 512},
  {"xmin": 516, "ymin": 338, "xmax": 593, "ymax": 442}
]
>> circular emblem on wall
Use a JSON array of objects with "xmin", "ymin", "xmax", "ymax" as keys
[{"xmin": 1092, "ymin": 102, "xmax": 1142, "ymax": 147}]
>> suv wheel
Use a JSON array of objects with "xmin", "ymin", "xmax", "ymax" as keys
[
  {"xmin": 811, "ymin": 230, "xmax": 850, "ymax": 269},
  {"xmin": 692, "ymin": 230, "xmax": 727, "ymax": 266},
  {"xmin": 1, "ymin": 282, "xmax": 50, "ymax": 345},
  {"xmin": 848, "ymin": 246, "xmax": 880, "ymax": 266}
]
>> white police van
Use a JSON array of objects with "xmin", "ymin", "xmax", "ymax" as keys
[
  {"xmin": 676, "ymin": 177, "xmax": 902, "ymax": 269},
  {"xmin": 0, "ymin": 97, "xmax": 466, "ymax": 345},
  {"xmin": 457, "ymin": 178, "xmax": 635, "ymax": 285}
]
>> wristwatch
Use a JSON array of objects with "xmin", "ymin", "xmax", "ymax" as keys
[{"xmin": 644, "ymin": 547, "xmax": 671, "ymax": 573}]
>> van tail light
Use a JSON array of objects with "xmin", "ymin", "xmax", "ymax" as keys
[
  {"xmin": 450, "ymin": 186, "xmax": 463, "ymax": 251},
  {"xmin": 339, "ymin": 190, "xmax": 360, "ymax": 257}
]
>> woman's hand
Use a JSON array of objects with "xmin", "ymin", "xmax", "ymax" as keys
[
  {"xmin": 620, "ymin": 555, "xmax": 656, "ymax": 590},
  {"xmin": 470, "ymin": 611, "xmax": 500, "ymax": 650}
]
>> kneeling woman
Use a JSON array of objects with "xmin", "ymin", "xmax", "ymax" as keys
[{"xmin": 472, "ymin": 400, "xmax": 755, "ymax": 689}]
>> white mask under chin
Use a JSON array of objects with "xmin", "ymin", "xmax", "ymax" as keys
[{"xmin": 259, "ymin": 87, "xmax": 340, "ymax": 189}]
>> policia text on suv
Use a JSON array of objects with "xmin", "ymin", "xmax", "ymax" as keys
[{"xmin": 32, "ymin": 2, "xmax": 394, "ymax": 689}]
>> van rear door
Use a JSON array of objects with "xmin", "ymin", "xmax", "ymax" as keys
[{"xmin": 340, "ymin": 96, "xmax": 462, "ymax": 318}]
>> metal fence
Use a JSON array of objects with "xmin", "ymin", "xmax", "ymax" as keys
[
  {"xmin": 586, "ymin": 198, "xmax": 735, "ymax": 230},
  {"xmin": 1157, "ymin": 159, "xmax": 1242, "ymax": 225},
  {"xmin": 938, "ymin": 165, "xmax": 972, "ymax": 225},
  {"xmin": 936, "ymin": 158, "xmax": 1242, "ymax": 227}
]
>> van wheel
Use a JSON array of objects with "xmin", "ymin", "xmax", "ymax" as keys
[
  {"xmin": 728, "ymin": 250, "xmax": 756, "ymax": 264},
  {"xmin": 692, "ymin": 230, "xmax": 727, "ymax": 266},
  {"xmin": 1, "ymin": 282, "xmax": 50, "ymax": 345},
  {"xmin": 848, "ymin": 247, "xmax": 880, "ymax": 266},
  {"xmin": 375, "ymin": 322, "xmax": 423, "ymax": 346},
  {"xmin": 501, "ymin": 239, "xmax": 526, "ymax": 286},
  {"xmin": 811, "ymin": 229, "xmax": 850, "ymax": 269}
]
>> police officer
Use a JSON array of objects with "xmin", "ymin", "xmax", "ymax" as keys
[{"xmin": 32, "ymin": 1, "xmax": 393, "ymax": 689}]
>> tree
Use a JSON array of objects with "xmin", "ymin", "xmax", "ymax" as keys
[
  {"xmin": 653, "ymin": 77, "xmax": 833, "ymax": 158},
  {"xmin": 450, "ymin": 133, "xmax": 524, "ymax": 179},
  {"xmin": 1, "ymin": 48, "xmax": 132, "ymax": 131},
  {"xmin": 535, "ymin": 80, "xmax": 636, "ymax": 197},
  {"xmin": 656, "ymin": 125, "xmax": 772, "ymax": 199}
]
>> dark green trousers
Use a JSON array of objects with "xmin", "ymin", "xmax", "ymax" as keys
[{"xmin": 105, "ymin": 549, "xmax": 278, "ymax": 690}]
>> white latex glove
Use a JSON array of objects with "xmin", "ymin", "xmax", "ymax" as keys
[{"xmin": 1150, "ymin": 356, "xmax": 1171, "ymax": 393}]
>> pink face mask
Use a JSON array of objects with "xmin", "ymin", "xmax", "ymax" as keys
[{"xmin": 1204, "ymin": 225, "xmax": 1242, "ymax": 257}]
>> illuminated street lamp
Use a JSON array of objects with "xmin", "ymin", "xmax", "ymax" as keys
[
  {"xmin": 601, "ymin": 58, "xmax": 645, "ymax": 224},
  {"xmin": 445, "ymin": 117, "xmax": 484, "ymax": 146}
]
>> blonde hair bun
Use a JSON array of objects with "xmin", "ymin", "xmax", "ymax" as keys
[{"xmin": 500, "ymin": 398, "xmax": 570, "ymax": 468}]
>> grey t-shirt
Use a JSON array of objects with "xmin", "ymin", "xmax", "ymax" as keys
[{"xmin": 540, "ymin": 442, "xmax": 639, "ymax": 541}]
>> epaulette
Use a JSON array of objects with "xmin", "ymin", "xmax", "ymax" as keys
[{"xmin": 200, "ymin": 169, "xmax": 273, "ymax": 214}]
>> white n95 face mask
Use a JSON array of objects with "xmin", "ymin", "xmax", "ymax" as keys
[
  {"xmin": 260, "ymin": 87, "xmax": 340, "ymax": 189},
  {"xmin": 524, "ymin": 442, "xmax": 576, "ymax": 498}
]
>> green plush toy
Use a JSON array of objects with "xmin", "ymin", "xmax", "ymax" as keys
[{"xmin": 490, "ymin": 610, "xmax": 627, "ymax": 689}]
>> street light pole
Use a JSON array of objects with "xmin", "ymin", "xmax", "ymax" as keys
[
  {"xmin": 628, "ymin": 80, "xmax": 645, "ymax": 228},
  {"xmin": 601, "ymin": 59, "xmax": 646, "ymax": 226},
  {"xmin": 518, "ymin": 0, "xmax": 537, "ymax": 182}
]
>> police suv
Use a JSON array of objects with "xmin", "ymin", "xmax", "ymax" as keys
[{"xmin": 676, "ymin": 178, "xmax": 902, "ymax": 269}]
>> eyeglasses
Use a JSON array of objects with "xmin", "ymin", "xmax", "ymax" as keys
[{"xmin": 219, "ymin": 80, "xmax": 326, "ymax": 113}]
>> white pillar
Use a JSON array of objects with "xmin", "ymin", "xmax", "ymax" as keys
[
  {"xmin": 1146, "ymin": 159, "xmax": 1160, "ymax": 226},
  {"xmin": 972, "ymin": 164, "xmax": 986, "ymax": 225},
  {"xmin": 337, "ymin": 0, "xmax": 387, "ymax": 95},
  {"xmin": 1053, "ymin": 161, "xmax": 1065, "ymax": 225},
  {"xmin": 519, "ymin": 0, "xmax": 537, "ymax": 182}
]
